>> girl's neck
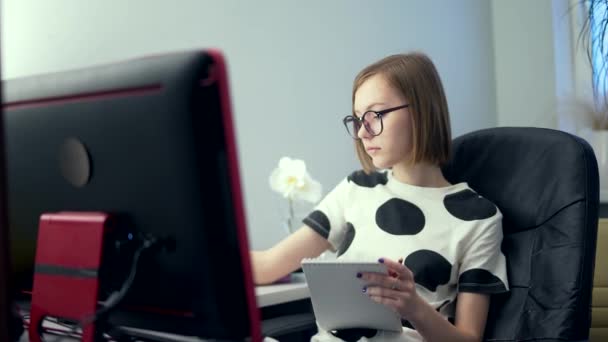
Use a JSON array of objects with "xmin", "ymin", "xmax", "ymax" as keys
[{"xmin": 391, "ymin": 161, "xmax": 451, "ymax": 188}]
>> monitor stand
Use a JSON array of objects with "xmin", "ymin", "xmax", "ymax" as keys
[
  {"xmin": 28, "ymin": 212, "xmax": 113, "ymax": 342},
  {"xmin": 26, "ymin": 212, "xmax": 255, "ymax": 342}
]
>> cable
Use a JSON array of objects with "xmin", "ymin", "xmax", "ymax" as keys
[
  {"xmin": 88, "ymin": 236, "xmax": 157, "ymax": 324},
  {"xmin": 49, "ymin": 235, "xmax": 161, "ymax": 342}
]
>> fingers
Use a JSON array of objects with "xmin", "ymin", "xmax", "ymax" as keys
[
  {"xmin": 365, "ymin": 284, "xmax": 413, "ymax": 300},
  {"xmin": 363, "ymin": 284, "xmax": 401, "ymax": 301},
  {"xmin": 361, "ymin": 274, "xmax": 415, "ymax": 295},
  {"xmin": 367, "ymin": 292, "xmax": 400, "ymax": 310},
  {"xmin": 365, "ymin": 284, "xmax": 415, "ymax": 316},
  {"xmin": 360, "ymin": 257, "xmax": 413, "ymax": 282},
  {"xmin": 379, "ymin": 257, "xmax": 413, "ymax": 281},
  {"xmin": 359, "ymin": 258, "xmax": 414, "ymax": 294},
  {"xmin": 360, "ymin": 271, "xmax": 401, "ymax": 289}
]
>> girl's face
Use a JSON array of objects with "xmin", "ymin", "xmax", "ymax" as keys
[{"xmin": 353, "ymin": 74, "xmax": 413, "ymax": 170}]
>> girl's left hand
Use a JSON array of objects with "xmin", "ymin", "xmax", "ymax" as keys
[{"xmin": 359, "ymin": 257, "xmax": 423, "ymax": 320}]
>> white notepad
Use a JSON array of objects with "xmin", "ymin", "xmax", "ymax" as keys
[{"xmin": 301, "ymin": 259, "xmax": 402, "ymax": 332}]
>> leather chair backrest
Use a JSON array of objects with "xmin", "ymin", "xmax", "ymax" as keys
[{"xmin": 442, "ymin": 127, "xmax": 599, "ymax": 341}]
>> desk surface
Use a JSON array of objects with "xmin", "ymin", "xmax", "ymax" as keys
[{"xmin": 255, "ymin": 273, "xmax": 309, "ymax": 307}]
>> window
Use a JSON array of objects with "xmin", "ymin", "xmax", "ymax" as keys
[{"xmin": 590, "ymin": 0, "xmax": 608, "ymax": 106}]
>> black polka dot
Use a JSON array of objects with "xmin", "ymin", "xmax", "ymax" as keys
[
  {"xmin": 458, "ymin": 269, "xmax": 507, "ymax": 293},
  {"xmin": 332, "ymin": 328, "xmax": 378, "ymax": 341},
  {"xmin": 401, "ymin": 319, "xmax": 414, "ymax": 330},
  {"xmin": 337, "ymin": 223, "xmax": 355, "ymax": 257},
  {"xmin": 303, "ymin": 210, "xmax": 330, "ymax": 239},
  {"xmin": 444, "ymin": 190, "xmax": 497, "ymax": 221},
  {"xmin": 404, "ymin": 250, "xmax": 452, "ymax": 292},
  {"xmin": 376, "ymin": 198, "xmax": 425, "ymax": 235},
  {"xmin": 436, "ymin": 299, "xmax": 451, "ymax": 312},
  {"xmin": 347, "ymin": 170, "xmax": 388, "ymax": 188}
]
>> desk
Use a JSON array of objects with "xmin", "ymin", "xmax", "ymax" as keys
[
  {"xmin": 19, "ymin": 276, "xmax": 312, "ymax": 342},
  {"xmin": 256, "ymin": 273, "xmax": 309, "ymax": 307}
]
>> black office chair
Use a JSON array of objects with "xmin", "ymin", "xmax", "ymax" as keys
[
  {"xmin": 265, "ymin": 127, "xmax": 600, "ymax": 341},
  {"xmin": 442, "ymin": 127, "xmax": 599, "ymax": 341}
]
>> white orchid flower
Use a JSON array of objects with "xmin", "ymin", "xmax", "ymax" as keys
[{"xmin": 269, "ymin": 157, "xmax": 322, "ymax": 203}]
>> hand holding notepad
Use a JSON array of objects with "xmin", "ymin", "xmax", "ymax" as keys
[{"xmin": 301, "ymin": 259, "xmax": 403, "ymax": 332}]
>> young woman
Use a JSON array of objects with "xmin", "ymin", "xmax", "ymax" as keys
[{"xmin": 252, "ymin": 52, "xmax": 508, "ymax": 342}]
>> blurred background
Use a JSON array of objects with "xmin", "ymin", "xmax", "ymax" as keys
[{"xmin": 1, "ymin": 0, "xmax": 599, "ymax": 250}]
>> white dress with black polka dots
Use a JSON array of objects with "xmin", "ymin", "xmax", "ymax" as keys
[{"xmin": 302, "ymin": 170, "xmax": 509, "ymax": 342}]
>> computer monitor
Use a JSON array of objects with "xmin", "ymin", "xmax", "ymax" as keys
[{"xmin": 2, "ymin": 49, "xmax": 260, "ymax": 340}]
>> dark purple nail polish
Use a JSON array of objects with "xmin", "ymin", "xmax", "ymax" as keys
[
  {"xmin": 378, "ymin": 258, "xmax": 385, "ymax": 263},
  {"xmin": 356, "ymin": 272, "xmax": 362, "ymax": 278},
  {"xmin": 362, "ymin": 286, "xmax": 367, "ymax": 293}
]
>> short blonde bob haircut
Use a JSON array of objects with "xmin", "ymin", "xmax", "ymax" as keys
[{"xmin": 352, "ymin": 52, "xmax": 452, "ymax": 174}]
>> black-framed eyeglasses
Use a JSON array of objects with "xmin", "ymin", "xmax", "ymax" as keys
[{"xmin": 342, "ymin": 104, "xmax": 409, "ymax": 139}]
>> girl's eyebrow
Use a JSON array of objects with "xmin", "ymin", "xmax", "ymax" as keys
[{"xmin": 354, "ymin": 102, "xmax": 386, "ymax": 115}]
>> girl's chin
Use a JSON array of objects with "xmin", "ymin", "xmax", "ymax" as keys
[{"xmin": 371, "ymin": 158, "xmax": 393, "ymax": 170}]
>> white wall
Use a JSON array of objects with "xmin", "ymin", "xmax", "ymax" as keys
[
  {"xmin": 490, "ymin": 0, "xmax": 598, "ymax": 133},
  {"xmin": 2, "ymin": 0, "xmax": 498, "ymax": 250},
  {"xmin": 491, "ymin": 0, "xmax": 558, "ymax": 128}
]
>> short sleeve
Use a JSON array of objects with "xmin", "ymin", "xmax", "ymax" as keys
[
  {"xmin": 302, "ymin": 177, "xmax": 350, "ymax": 251},
  {"xmin": 458, "ymin": 211, "xmax": 509, "ymax": 294}
]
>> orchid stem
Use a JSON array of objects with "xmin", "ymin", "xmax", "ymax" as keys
[{"xmin": 288, "ymin": 197, "xmax": 294, "ymax": 234}]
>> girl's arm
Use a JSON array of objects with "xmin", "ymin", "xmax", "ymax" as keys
[
  {"xmin": 409, "ymin": 292, "xmax": 489, "ymax": 342},
  {"xmin": 250, "ymin": 225, "xmax": 331, "ymax": 284}
]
